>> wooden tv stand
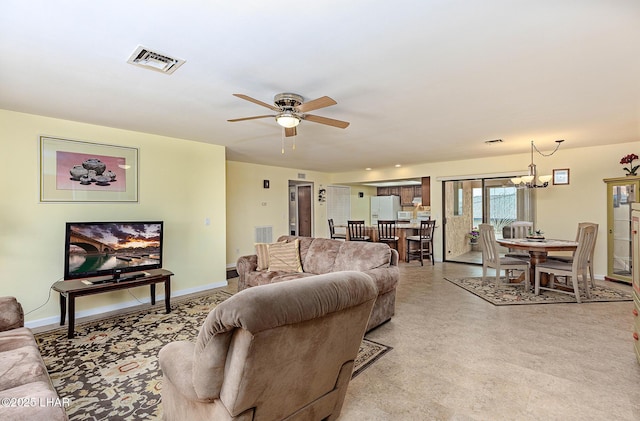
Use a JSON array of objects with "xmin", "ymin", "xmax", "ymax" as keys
[{"xmin": 52, "ymin": 268, "xmax": 173, "ymax": 339}]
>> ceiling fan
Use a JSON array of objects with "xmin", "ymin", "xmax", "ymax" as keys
[{"xmin": 227, "ymin": 93, "xmax": 350, "ymax": 137}]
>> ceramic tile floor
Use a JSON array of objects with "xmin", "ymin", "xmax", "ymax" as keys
[
  {"xmin": 340, "ymin": 262, "xmax": 640, "ymax": 421},
  {"xmin": 39, "ymin": 262, "xmax": 639, "ymax": 420}
]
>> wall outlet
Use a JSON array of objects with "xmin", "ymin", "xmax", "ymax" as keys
[{"xmin": 261, "ymin": 202, "xmax": 267, "ymax": 206}]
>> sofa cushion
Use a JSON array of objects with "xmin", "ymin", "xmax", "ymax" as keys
[
  {"xmin": 0, "ymin": 297, "xmax": 23, "ymax": 332},
  {"xmin": 271, "ymin": 272, "xmax": 316, "ymax": 282},
  {"xmin": 0, "ymin": 328, "xmax": 37, "ymax": 353},
  {"xmin": 301, "ymin": 238, "xmax": 342, "ymax": 275},
  {"xmin": 0, "ymin": 381, "xmax": 68, "ymax": 421},
  {"xmin": 268, "ymin": 240, "xmax": 302, "ymax": 272},
  {"xmin": 277, "ymin": 236, "xmax": 315, "ymax": 265},
  {"xmin": 333, "ymin": 242, "xmax": 391, "ymax": 271},
  {"xmin": 255, "ymin": 243, "xmax": 270, "ymax": 270},
  {"xmin": 0, "ymin": 345, "xmax": 51, "ymax": 391}
]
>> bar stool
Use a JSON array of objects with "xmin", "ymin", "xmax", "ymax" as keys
[
  {"xmin": 406, "ymin": 220, "xmax": 435, "ymax": 265},
  {"xmin": 377, "ymin": 220, "xmax": 398, "ymax": 250},
  {"xmin": 328, "ymin": 219, "xmax": 346, "ymax": 240},
  {"xmin": 347, "ymin": 220, "xmax": 371, "ymax": 241}
]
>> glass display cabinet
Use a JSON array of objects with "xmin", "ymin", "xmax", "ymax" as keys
[{"xmin": 603, "ymin": 176, "xmax": 640, "ymax": 284}]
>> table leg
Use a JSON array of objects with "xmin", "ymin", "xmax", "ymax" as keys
[
  {"xmin": 150, "ymin": 284, "xmax": 156, "ymax": 305},
  {"xmin": 59, "ymin": 293, "xmax": 66, "ymax": 326},
  {"xmin": 164, "ymin": 278, "xmax": 171, "ymax": 314},
  {"xmin": 67, "ymin": 295, "xmax": 75, "ymax": 339},
  {"xmin": 529, "ymin": 251, "xmax": 549, "ymax": 287}
]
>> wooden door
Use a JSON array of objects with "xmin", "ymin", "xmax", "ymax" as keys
[{"xmin": 297, "ymin": 185, "xmax": 312, "ymax": 237}]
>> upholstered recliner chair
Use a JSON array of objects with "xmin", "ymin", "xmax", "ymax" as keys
[{"xmin": 158, "ymin": 271, "xmax": 378, "ymax": 421}]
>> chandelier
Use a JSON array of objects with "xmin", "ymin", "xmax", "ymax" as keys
[{"xmin": 511, "ymin": 140, "xmax": 564, "ymax": 188}]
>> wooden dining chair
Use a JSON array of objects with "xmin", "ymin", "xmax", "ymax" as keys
[
  {"xmin": 534, "ymin": 223, "xmax": 597, "ymax": 303},
  {"xmin": 377, "ymin": 220, "xmax": 398, "ymax": 250},
  {"xmin": 505, "ymin": 221, "xmax": 533, "ymax": 260},
  {"xmin": 328, "ymin": 219, "xmax": 346, "ymax": 240},
  {"xmin": 479, "ymin": 224, "xmax": 530, "ymax": 289},
  {"xmin": 347, "ymin": 220, "xmax": 371, "ymax": 241},
  {"xmin": 509, "ymin": 221, "xmax": 533, "ymax": 238},
  {"xmin": 406, "ymin": 219, "xmax": 436, "ymax": 265},
  {"xmin": 547, "ymin": 222, "xmax": 598, "ymax": 287}
]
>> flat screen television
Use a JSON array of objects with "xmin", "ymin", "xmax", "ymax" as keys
[{"xmin": 64, "ymin": 221, "xmax": 163, "ymax": 281}]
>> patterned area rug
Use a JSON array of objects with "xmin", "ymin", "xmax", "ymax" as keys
[
  {"xmin": 35, "ymin": 290, "xmax": 391, "ymax": 420},
  {"xmin": 445, "ymin": 276, "xmax": 633, "ymax": 305}
]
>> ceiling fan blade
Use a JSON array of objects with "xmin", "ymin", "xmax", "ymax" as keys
[
  {"xmin": 227, "ymin": 115, "xmax": 275, "ymax": 122},
  {"xmin": 285, "ymin": 126, "xmax": 297, "ymax": 137},
  {"xmin": 232, "ymin": 94, "xmax": 280, "ymax": 111},
  {"xmin": 296, "ymin": 96, "xmax": 337, "ymax": 113},
  {"xmin": 304, "ymin": 114, "xmax": 350, "ymax": 129}
]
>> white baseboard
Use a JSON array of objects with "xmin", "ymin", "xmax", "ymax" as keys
[{"xmin": 25, "ymin": 280, "xmax": 228, "ymax": 329}]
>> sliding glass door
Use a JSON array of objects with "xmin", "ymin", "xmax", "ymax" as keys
[{"xmin": 443, "ymin": 177, "xmax": 534, "ymax": 264}]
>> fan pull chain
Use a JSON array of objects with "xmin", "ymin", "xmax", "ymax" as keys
[
  {"xmin": 281, "ymin": 129, "xmax": 285, "ymax": 154},
  {"xmin": 293, "ymin": 136, "xmax": 296, "ymax": 151}
]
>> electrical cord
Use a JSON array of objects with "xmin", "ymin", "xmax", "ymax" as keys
[
  {"xmin": 24, "ymin": 278, "xmax": 62, "ymax": 316},
  {"xmin": 127, "ymin": 289, "xmax": 145, "ymax": 304},
  {"xmin": 24, "ymin": 278, "xmax": 165, "ymax": 316},
  {"xmin": 532, "ymin": 139, "xmax": 564, "ymax": 157}
]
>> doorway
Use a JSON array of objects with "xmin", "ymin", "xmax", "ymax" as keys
[
  {"xmin": 443, "ymin": 177, "xmax": 534, "ymax": 264},
  {"xmin": 288, "ymin": 181, "xmax": 314, "ymax": 237}
]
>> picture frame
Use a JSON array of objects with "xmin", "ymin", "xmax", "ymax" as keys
[
  {"xmin": 40, "ymin": 136, "xmax": 139, "ymax": 202},
  {"xmin": 553, "ymin": 168, "xmax": 570, "ymax": 185}
]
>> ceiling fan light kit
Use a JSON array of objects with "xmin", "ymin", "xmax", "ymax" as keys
[
  {"xmin": 276, "ymin": 113, "xmax": 301, "ymax": 128},
  {"xmin": 228, "ymin": 92, "xmax": 350, "ymax": 138}
]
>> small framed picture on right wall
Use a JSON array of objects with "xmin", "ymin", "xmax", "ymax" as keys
[{"xmin": 553, "ymin": 168, "xmax": 570, "ymax": 185}]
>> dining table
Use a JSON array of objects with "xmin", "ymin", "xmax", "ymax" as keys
[{"xmin": 496, "ymin": 238, "xmax": 578, "ymax": 287}]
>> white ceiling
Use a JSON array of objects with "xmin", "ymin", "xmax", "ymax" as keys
[{"xmin": 1, "ymin": 1, "xmax": 638, "ymax": 173}]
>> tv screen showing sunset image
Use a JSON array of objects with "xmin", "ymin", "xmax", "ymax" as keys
[{"xmin": 64, "ymin": 221, "xmax": 163, "ymax": 280}]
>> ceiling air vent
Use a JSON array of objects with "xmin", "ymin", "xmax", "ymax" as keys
[{"xmin": 127, "ymin": 45, "xmax": 185, "ymax": 75}]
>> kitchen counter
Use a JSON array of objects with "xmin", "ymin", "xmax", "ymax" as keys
[{"xmin": 347, "ymin": 225, "xmax": 425, "ymax": 262}]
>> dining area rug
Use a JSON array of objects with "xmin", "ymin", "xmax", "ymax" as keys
[
  {"xmin": 35, "ymin": 290, "xmax": 391, "ymax": 420},
  {"xmin": 445, "ymin": 276, "xmax": 633, "ymax": 305}
]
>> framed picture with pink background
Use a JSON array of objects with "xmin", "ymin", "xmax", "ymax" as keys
[{"xmin": 40, "ymin": 136, "xmax": 138, "ymax": 202}]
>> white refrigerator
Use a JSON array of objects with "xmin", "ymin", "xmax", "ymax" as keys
[{"xmin": 371, "ymin": 196, "xmax": 401, "ymax": 225}]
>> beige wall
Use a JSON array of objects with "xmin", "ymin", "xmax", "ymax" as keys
[
  {"xmin": 330, "ymin": 141, "xmax": 640, "ymax": 278},
  {"xmin": 5, "ymin": 106, "xmax": 638, "ymax": 326},
  {"xmin": 0, "ymin": 110, "xmax": 227, "ymax": 326},
  {"xmin": 225, "ymin": 161, "xmax": 332, "ymax": 264},
  {"xmin": 225, "ymin": 163, "xmax": 382, "ymax": 265},
  {"xmin": 347, "ymin": 185, "xmax": 377, "ymax": 224}
]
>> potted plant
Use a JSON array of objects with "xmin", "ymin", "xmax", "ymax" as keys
[
  {"xmin": 467, "ymin": 228, "xmax": 480, "ymax": 244},
  {"xmin": 620, "ymin": 153, "xmax": 639, "ymax": 176}
]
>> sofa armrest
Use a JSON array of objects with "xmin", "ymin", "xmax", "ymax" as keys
[
  {"xmin": 236, "ymin": 255, "xmax": 258, "ymax": 291},
  {"xmin": 364, "ymin": 266, "xmax": 399, "ymax": 295},
  {"xmin": 390, "ymin": 248, "xmax": 399, "ymax": 266},
  {"xmin": 0, "ymin": 297, "xmax": 24, "ymax": 332},
  {"xmin": 159, "ymin": 341, "xmax": 212, "ymax": 401}
]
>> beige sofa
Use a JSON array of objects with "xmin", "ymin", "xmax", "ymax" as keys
[
  {"xmin": 0, "ymin": 297, "xmax": 68, "ymax": 420},
  {"xmin": 236, "ymin": 235, "xmax": 399, "ymax": 331},
  {"xmin": 159, "ymin": 271, "xmax": 377, "ymax": 420}
]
